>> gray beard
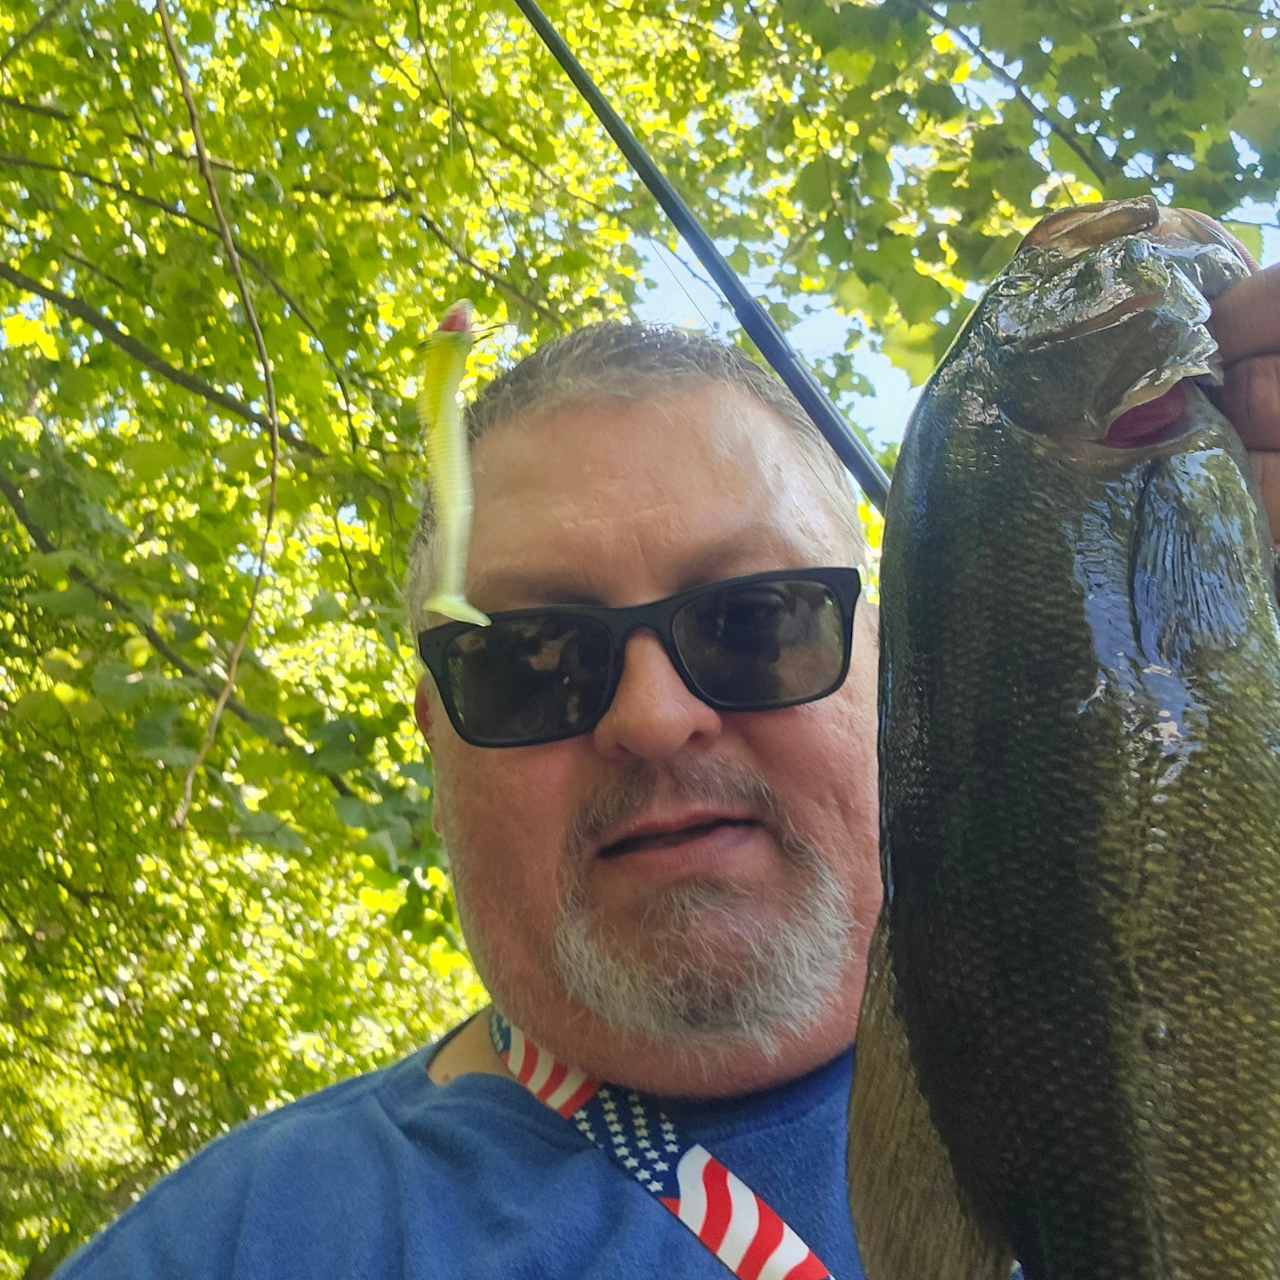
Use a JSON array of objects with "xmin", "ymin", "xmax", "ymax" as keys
[{"xmin": 550, "ymin": 756, "xmax": 858, "ymax": 1066}]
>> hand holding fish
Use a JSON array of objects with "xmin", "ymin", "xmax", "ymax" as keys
[
  {"xmin": 1151, "ymin": 209, "xmax": 1280, "ymax": 545},
  {"xmin": 1207, "ymin": 254, "xmax": 1280, "ymax": 546}
]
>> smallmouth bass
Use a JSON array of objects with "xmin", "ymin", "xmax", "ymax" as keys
[{"xmin": 850, "ymin": 198, "xmax": 1280, "ymax": 1279}]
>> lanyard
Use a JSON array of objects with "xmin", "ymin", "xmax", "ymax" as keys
[{"xmin": 490, "ymin": 1010, "xmax": 835, "ymax": 1280}]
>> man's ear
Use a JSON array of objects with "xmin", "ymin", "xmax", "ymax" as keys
[
  {"xmin": 414, "ymin": 677, "xmax": 447, "ymax": 841},
  {"xmin": 414, "ymin": 675, "xmax": 435, "ymax": 744}
]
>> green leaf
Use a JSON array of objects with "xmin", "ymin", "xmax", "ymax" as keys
[
  {"xmin": 895, "ymin": 271, "xmax": 952, "ymax": 326},
  {"xmin": 335, "ymin": 795, "xmax": 372, "ymax": 828},
  {"xmin": 793, "ymin": 160, "xmax": 832, "ymax": 213},
  {"xmin": 399, "ymin": 761, "xmax": 433, "ymax": 788},
  {"xmin": 236, "ymin": 808, "xmax": 308, "ymax": 854},
  {"xmin": 390, "ymin": 880, "xmax": 425, "ymax": 933},
  {"xmin": 39, "ymin": 647, "xmax": 83, "ymax": 681},
  {"xmin": 122, "ymin": 441, "xmax": 190, "ymax": 484},
  {"xmin": 91, "ymin": 661, "xmax": 150, "ymax": 711},
  {"xmin": 1224, "ymin": 221, "xmax": 1265, "ymax": 267},
  {"xmin": 362, "ymin": 828, "xmax": 400, "ymax": 873},
  {"xmin": 882, "ymin": 321, "xmax": 942, "ymax": 387},
  {"xmin": 828, "ymin": 47, "xmax": 876, "ymax": 86},
  {"xmin": 27, "ymin": 584, "xmax": 100, "ymax": 619},
  {"xmin": 24, "ymin": 549, "xmax": 97, "ymax": 583},
  {"xmin": 218, "ymin": 438, "xmax": 262, "ymax": 475},
  {"xmin": 9, "ymin": 689, "xmax": 65, "ymax": 725},
  {"xmin": 359, "ymin": 858, "xmax": 404, "ymax": 891},
  {"xmin": 306, "ymin": 592, "xmax": 346, "ymax": 624},
  {"xmin": 187, "ymin": 9, "xmax": 215, "ymax": 43}
]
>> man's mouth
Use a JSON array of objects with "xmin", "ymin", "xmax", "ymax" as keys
[{"xmin": 599, "ymin": 818, "xmax": 759, "ymax": 858}]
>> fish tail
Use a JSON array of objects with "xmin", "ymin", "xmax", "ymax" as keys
[
  {"xmin": 424, "ymin": 594, "xmax": 490, "ymax": 627},
  {"xmin": 850, "ymin": 913, "xmax": 1012, "ymax": 1280}
]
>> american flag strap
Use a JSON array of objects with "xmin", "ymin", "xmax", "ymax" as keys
[{"xmin": 489, "ymin": 1011, "xmax": 834, "ymax": 1280}]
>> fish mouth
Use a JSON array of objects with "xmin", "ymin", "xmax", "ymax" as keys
[
  {"xmin": 988, "ymin": 231, "xmax": 1229, "ymax": 443},
  {"xmin": 1102, "ymin": 384, "xmax": 1190, "ymax": 450}
]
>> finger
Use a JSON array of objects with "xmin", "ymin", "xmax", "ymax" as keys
[
  {"xmin": 1209, "ymin": 263, "xmax": 1280, "ymax": 368},
  {"xmin": 1247, "ymin": 449, "xmax": 1280, "ymax": 547},
  {"xmin": 1216, "ymin": 354, "xmax": 1280, "ymax": 450}
]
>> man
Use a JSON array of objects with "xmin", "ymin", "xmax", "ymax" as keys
[{"xmin": 57, "ymin": 215, "xmax": 1280, "ymax": 1278}]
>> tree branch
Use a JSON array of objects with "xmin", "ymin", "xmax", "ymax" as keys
[
  {"xmin": 3, "ymin": 141, "xmax": 567, "ymax": 333},
  {"xmin": 910, "ymin": 0, "xmax": 1125, "ymax": 186},
  {"xmin": 0, "ymin": 259, "xmax": 322, "ymax": 456},
  {"xmin": 297, "ymin": 177, "xmax": 559, "ymax": 323},
  {"xmin": 0, "ymin": 92, "xmax": 70, "ymax": 121},
  {"xmin": 0, "ymin": 151, "xmax": 363, "ymax": 451},
  {"xmin": 437, "ymin": 101, "xmax": 628, "ymax": 219},
  {"xmin": 0, "ymin": 214, "xmax": 141, "ymax": 303},
  {"xmin": 157, "ymin": 0, "xmax": 284, "ymax": 829},
  {"xmin": 0, "ymin": 0, "xmax": 74, "ymax": 72},
  {"xmin": 0, "ymin": 471, "xmax": 356, "ymax": 798},
  {"xmin": 267, "ymin": 0, "xmax": 358, "ymax": 18},
  {"xmin": 1100, "ymin": 4, "xmax": 1266, "ymax": 29},
  {"xmin": 415, "ymin": 210, "xmax": 561, "ymax": 326},
  {"xmin": 413, "ymin": 33, "xmax": 530, "ymax": 274}
]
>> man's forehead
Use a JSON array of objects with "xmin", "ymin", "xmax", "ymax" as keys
[
  {"xmin": 467, "ymin": 385, "xmax": 822, "ymax": 517},
  {"xmin": 463, "ymin": 383, "xmax": 854, "ymax": 602},
  {"xmin": 468, "ymin": 521, "xmax": 816, "ymax": 607},
  {"xmin": 470, "ymin": 382, "xmax": 796, "ymax": 462}
]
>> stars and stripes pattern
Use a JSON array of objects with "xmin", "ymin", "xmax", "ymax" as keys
[
  {"xmin": 498, "ymin": 1017, "xmax": 601, "ymax": 1118},
  {"xmin": 490, "ymin": 1012, "xmax": 833, "ymax": 1280}
]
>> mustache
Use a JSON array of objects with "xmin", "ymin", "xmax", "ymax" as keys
[{"xmin": 563, "ymin": 756, "xmax": 792, "ymax": 864}]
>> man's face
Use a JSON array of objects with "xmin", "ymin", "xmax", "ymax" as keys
[{"xmin": 416, "ymin": 382, "xmax": 881, "ymax": 1085}]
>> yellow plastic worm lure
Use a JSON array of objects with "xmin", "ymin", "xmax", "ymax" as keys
[{"xmin": 416, "ymin": 300, "xmax": 491, "ymax": 627}]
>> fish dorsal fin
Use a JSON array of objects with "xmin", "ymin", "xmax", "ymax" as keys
[{"xmin": 849, "ymin": 914, "xmax": 1014, "ymax": 1280}]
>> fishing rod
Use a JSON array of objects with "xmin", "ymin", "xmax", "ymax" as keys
[{"xmin": 509, "ymin": 0, "xmax": 892, "ymax": 515}]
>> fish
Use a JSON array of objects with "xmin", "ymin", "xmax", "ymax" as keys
[
  {"xmin": 417, "ymin": 299, "xmax": 491, "ymax": 628},
  {"xmin": 849, "ymin": 196, "xmax": 1280, "ymax": 1280}
]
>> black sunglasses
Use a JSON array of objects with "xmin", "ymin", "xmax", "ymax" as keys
[{"xmin": 417, "ymin": 567, "xmax": 861, "ymax": 748}]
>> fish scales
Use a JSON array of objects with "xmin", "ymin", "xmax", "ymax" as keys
[{"xmin": 852, "ymin": 199, "xmax": 1280, "ymax": 1279}]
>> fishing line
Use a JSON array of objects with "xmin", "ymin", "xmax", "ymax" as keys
[
  {"xmin": 509, "ymin": 0, "xmax": 891, "ymax": 513},
  {"xmin": 648, "ymin": 235, "xmax": 720, "ymax": 333},
  {"xmin": 601, "ymin": 8, "xmax": 717, "ymax": 333}
]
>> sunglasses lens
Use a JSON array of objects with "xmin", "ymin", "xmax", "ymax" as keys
[
  {"xmin": 673, "ymin": 578, "xmax": 846, "ymax": 707},
  {"xmin": 445, "ymin": 616, "xmax": 613, "ymax": 744}
]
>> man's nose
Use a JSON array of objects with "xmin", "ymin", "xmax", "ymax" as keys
[{"xmin": 591, "ymin": 630, "xmax": 722, "ymax": 759}]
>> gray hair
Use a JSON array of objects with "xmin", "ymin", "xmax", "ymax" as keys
[{"xmin": 405, "ymin": 322, "xmax": 865, "ymax": 636}]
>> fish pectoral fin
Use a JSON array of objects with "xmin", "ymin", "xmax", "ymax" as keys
[
  {"xmin": 1132, "ymin": 423, "xmax": 1273, "ymax": 666},
  {"xmin": 849, "ymin": 914, "xmax": 1013, "ymax": 1280},
  {"xmin": 424, "ymin": 595, "xmax": 491, "ymax": 628}
]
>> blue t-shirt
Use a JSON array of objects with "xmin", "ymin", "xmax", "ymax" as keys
[{"xmin": 56, "ymin": 1017, "xmax": 865, "ymax": 1278}]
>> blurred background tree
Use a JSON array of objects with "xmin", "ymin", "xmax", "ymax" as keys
[{"xmin": 1, "ymin": 0, "xmax": 1276, "ymax": 1272}]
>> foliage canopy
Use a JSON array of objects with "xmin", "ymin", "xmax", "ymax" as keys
[{"xmin": 1, "ymin": 0, "xmax": 1276, "ymax": 1272}]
